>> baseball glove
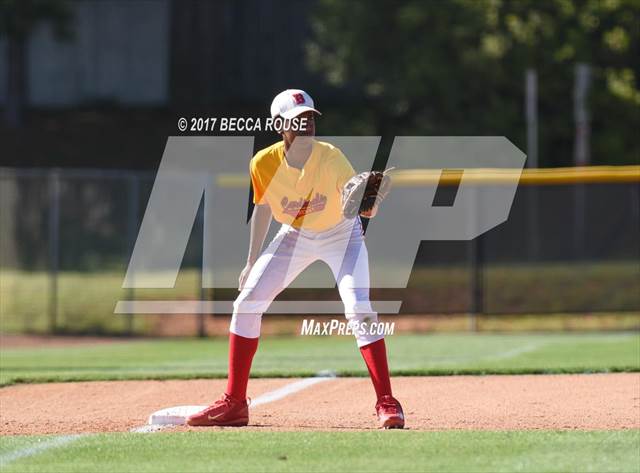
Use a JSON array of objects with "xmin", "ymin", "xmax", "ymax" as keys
[{"xmin": 341, "ymin": 168, "xmax": 394, "ymax": 219}]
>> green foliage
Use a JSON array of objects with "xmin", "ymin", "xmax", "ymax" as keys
[{"xmin": 307, "ymin": 0, "xmax": 640, "ymax": 166}]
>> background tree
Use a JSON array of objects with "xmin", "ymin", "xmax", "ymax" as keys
[{"xmin": 307, "ymin": 0, "xmax": 639, "ymax": 166}]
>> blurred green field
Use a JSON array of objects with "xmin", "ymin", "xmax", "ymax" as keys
[
  {"xmin": 1, "ymin": 333, "xmax": 638, "ymax": 386},
  {"xmin": 1, "ymin": 262, "xmax": 639, "ymax": 334},
  {"xmin": 1, "ymin": 430, "xmax": 638, "ymax": 473},
  {"xmin": 0, "ymin": 269, "xmax": 202, "ymax": 334}
]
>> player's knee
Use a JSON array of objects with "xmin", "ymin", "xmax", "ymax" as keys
[
  {"xmin": 343, "ymin": 306, "xmax": 382, "ymax": 347},
  {"xmin": 344, "ymin": 302, "xmax": 378, "ymax": 325},
  {"xmin": 230, "ymin": 290, "xmax": 265, "ymax": 338},
  {"xmin": 232, "ymin": 292, "xmax": 247, "ymax": 313},
  {"xmin": 233, "ymin": 290, "xmax": 270, "ymax": 315},
  {"xmin": 229, "ymin": 312, "xmax": 262, "ymax": 338}
]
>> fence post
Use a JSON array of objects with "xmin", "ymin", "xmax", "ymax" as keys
[
  {"xmin": 469, "ymin": 234, "xmax": 484, "ymax": 332},
  {"xmin": 525, "ymin": 68, "xmax": 540, "ymax": 260},
  {"xmin": 48, "ymin": 170, "xmax": 61, "ymax": 333},
  {"xmin": 525, "ymin": 68, "xmax": 538, "ymax": 169},
  {"xmin": 573, "ymin": 63, "xmax": 591, "ymax": 259},
  {"xmin": 468, "ymin": 184, "xmax": 484, "ymax": 332},
  {"xmin": 198, "ymin": 280, "xmax": 206, "ymax": 338},
  {"xmin": 125, "ymin": 174, "xmax": 140, "ymax": 336},
  {"xmin": 197, "ymin": 203, "xmax": 206, "ymax": 338}
]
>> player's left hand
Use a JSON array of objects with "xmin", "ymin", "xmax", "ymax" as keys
[{"xmin": 341, "ymin": 168, "xmax": 394, "ymax": 219}]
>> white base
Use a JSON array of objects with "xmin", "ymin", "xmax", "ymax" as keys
[
  {"xmin": 148, "ymin": 405, "xmax": 208, "ymax": 425},
  {"xmin": 146, "ymin": 375, "xmax": 338, "ymax": 426}
]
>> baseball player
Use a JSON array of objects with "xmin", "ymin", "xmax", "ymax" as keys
[{"xmin": 187, "ymin": 89, "xmax": 404, "ymax": 429}]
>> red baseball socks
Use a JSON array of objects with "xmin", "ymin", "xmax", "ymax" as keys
[
  {"xmin": 360, "ymin": 338, "xmax": 393, "ymax": 399},
  {"xmin": 225, "ymin": 333, "xmax": 392, "ymax": 402},
  {"xmin": 225, "ymin": 333, "xmax": 259, "ymax": 401}
]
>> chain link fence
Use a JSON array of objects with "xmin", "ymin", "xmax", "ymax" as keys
[{"xmin": 1, "ymin": 167, "xmax": 638, "ymax": 335}]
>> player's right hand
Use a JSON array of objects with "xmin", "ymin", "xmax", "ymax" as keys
[{"xmin": 238, "ymin": 263, "xmax": 253, "ymax": 291}]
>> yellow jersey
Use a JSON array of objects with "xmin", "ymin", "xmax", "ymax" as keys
[{"xmin": 250, "ymin": 140, "xmax": 355, "ymax": 231}]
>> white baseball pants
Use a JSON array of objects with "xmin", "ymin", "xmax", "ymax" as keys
[{"xmin": 230, "ymin": 217, "xmax": 382, "ymax": 347}]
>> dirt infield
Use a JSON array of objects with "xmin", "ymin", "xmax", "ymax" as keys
[{"xmin": 1, "ymin": 373, "xmax": 638, "ymax": 435}]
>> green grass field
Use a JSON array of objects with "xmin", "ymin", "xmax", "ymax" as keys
[
  {"xmin": 1, "ymin": 333, "xmax": 639, "ymax": 386},
  {"xmin": 1, "ymin": 430, "xmax": 639, "ymax": 473},
  {"xmin": 1, "ymin": 333, "xmax": 639, "ymax": 472}
]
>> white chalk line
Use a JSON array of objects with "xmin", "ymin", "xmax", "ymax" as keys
[
  {"xmin": 251, "ymin": 373, "xmax": 336, "ymax": 407},
  {"xmin": 423, "ymin": 342, "xmax": 547, "ymax": 365},
  {"xmin": 482, "ymin": 342, "xmax": 546, "ymax": 360},
  {"xmin": 1, "ymin": 372, "xmax": 338, "ymax": 464},
  {"xmin": 476, "ymin": 333, "xmax": 637, "ymax": 363},
  {"xmin": 129, "ymin": 371, "xmax": 337, "ymax": 433},
  {"xmin": 0, "ymin": 434, "xmax": 85, "ymax": 468}
]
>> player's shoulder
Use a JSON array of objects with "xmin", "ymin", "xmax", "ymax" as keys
[
  {"xmin": 251, "ymin": 141, "xmax": 284, "ymax": 169},
  {"xmin": 314, "ymin": 140, "xmax": 345, "ymax": 159}
]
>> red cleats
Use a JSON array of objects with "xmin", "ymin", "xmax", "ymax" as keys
[
  {"xmin": 376, "ymin": 395, "xmax": 405, "ymax": 429},
  {"xmin": 187, "ymin": 393, "xmax": 404, "ymax": 429},
  {"xmin": 186, "ymin": 394, "xmax": 249, "ymax": 427}
]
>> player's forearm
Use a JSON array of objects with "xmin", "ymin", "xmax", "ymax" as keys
[{"xmin": 247, "ymin": 204, "xmax": 272, "ymax": 264}]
